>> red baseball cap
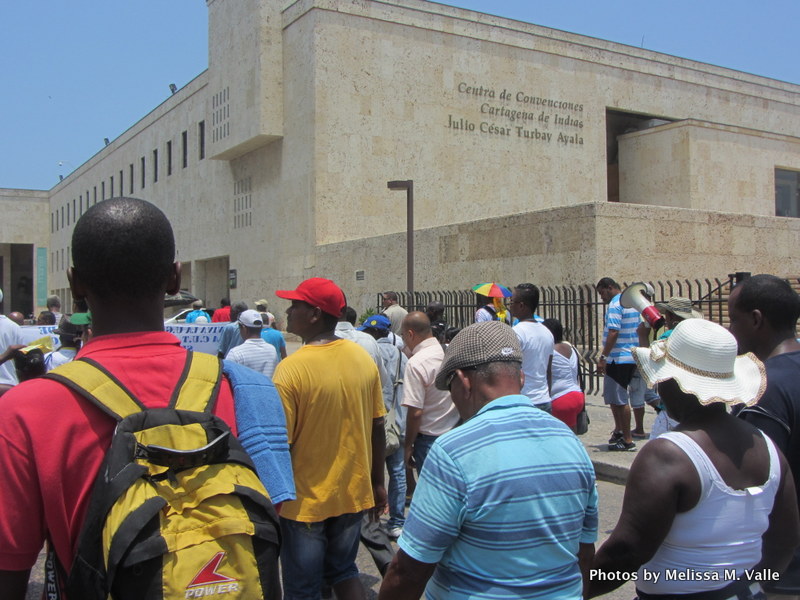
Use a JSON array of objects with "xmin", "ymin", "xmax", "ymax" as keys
[{"xmin": 276, "ymin": 278, "xmax": 345, "ymax": 317}]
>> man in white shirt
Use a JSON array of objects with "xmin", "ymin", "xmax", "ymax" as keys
[
  {"xmin": 225, "ymin": 309, "xmax": 278, "ymax": 378},
  {"xmin": 381, "ymin": 292, "xmax": 408, "ymax": 336},
  {"xmin": 46, "ymin": 295, "xmax": 64, "ymax": 326},
  {"xmin": 510, "ymin": 283, "xmax": 554, "ymax": 412},
  {"xmin": 0, "ymin": 304, "xmax": 23, "ymax": 395},
  {"xmin": 400, "ymin": 312, "xmax": 459, "ymax": 472},
  {"xmin": 336, "ymin": 306, "xmax": 391, "ymax": 396}
]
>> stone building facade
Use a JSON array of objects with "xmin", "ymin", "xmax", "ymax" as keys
[{"xmin": 2, "ymin": 0, "xmax": 800, "ymax": 315}]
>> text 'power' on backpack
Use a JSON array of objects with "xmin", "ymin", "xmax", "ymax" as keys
[{"xmin": 45, "ymin": 351, "xmax": 281, "ymax": 600}]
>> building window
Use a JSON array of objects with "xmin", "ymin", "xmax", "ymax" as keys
[
  {"xmin": 101, "ymin": 181, "xmax": 105, "ymax": 201},
  {"xmin": 110, "ymin": 176, "xmax": 114, "ymax": 198},
  {"xmin": 66, "ymin": 202, "xmax": 70, "ymax": 226},
  {"xmin": 198, "ymin": 121, "xmax": 205, "ymax": 160},
  {"xmin": 167, "ymin": 140, "xmax": 173, "ymax": 175},
  {"xmin": 93, "ymin": 186, "xmax": 97, "ymax": 205},
  {"xmin": 129, "ymin": 164, "xmax": 134, "ymax": 194},
  {"xmin": 79, "ymin": 194, "xmax": 83, "ymax": 215},
  {"xmin": 73, "ymin": 198, "xmax": 76, "ymax": 220},
  {"xmin": 182, "ymin": 130, "xmax": 188, "ymax": 168},
  {"xmin": 141, "ymin": 156, "xmax": 146, "ymax": 189},
  {"xmin": 51, "ymin": 212, "xmax": 54, "ymax": 233},
  {"xmin": 153, "ymin": 149, "xmax": 159, "ymax": 183},
  {"xmin": 119, "ymin": 170, "xmax": 123, "ymax": 196},
  {"xmin": 776, "ymin": 168, "xmax": 800, "ymax": 217}
]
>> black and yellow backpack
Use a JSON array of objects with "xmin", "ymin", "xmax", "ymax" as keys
[{"xmin": 45, "ymin": 352, "xmax": 281, "ymax": 599}]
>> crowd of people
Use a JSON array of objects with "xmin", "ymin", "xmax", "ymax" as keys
[{"xmin": 0, "ymin": 197, "xmax": 798, "ymax": 600}]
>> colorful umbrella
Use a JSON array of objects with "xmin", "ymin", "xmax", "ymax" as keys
[{"xmin": 472, "ymin": 283, "xmax": 512, "ymax": 298}]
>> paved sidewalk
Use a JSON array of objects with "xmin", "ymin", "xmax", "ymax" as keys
[{"xmin": 580, "ymin": 392, "xmax": 650, "ymax": 484}]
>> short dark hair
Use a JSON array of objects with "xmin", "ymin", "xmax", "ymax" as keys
[
  {"xmin": 72, "ymin": 198, "xmax": 175, "ymax": 300},
  {"xmin": 474, "ymin": 361, "xmax": 522, "ymax": 383},
  {"xmin": 596, "ymin": 277, "xmax": 619, "ymax": 290},
  {"xmin": 37, "ymin": 311, "xmax": 56, "ymax": 325},
  {"xmin": 542, "ymin": 318, "xmax": 564, "ymax": 343},
  {"xmin": 220, "ymin": 298, "xmax": 231, "ymax": 307},
  {"xmin": 734, "ymin": 274, "xmax": 800, "ymax": 332},
  {"xmin": 230, "ymin": 301, "xmax": 248, "ymax": 322},
  {"xmin": 343, "ymin": 306, "xmax": 357, "ymax": 325},
  {"xmin": 514, "ymin": 283, "xmax": 540, "ymax": 313},
  {"xmin": 425, "ymin": 301, "xmax": 445, "ymax": 320},
  {"xmin": 383, "ymin": 291, "xmax": 399, "ymax": 302}
]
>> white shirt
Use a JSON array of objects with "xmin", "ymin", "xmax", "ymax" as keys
[
  {"xmin": 549, "ymin": 343, "xmax": 581, "ymax": 400},
  {"xmin": 336, "ymin": 322, "xmax": 392, "ymax": 398},
  {"xmin": 513, "ymin": 320, "xmax": 554, "ymax": 406},
  {"xmin": 45, "ymin": 347, "xmax": 78, "ymax": 371},
  {"xmin": 225, "ymin": 338, "xmax": 278, "ymax": 378},
  {"xmin": 402, "ymin": 337, "xmax": 459, "ymax": 436},
  {"xmin": 382, "ymin": 304, "xmax": 408, "ymax": 336},
  {"xmin": 0, "ymin": 315, "xmax": 23, "ymax": 385}
]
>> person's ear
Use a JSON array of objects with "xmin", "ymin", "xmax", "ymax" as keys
[
  {"xmin": 166, "ymin": 262, "xmax": 182, "ymax": 296},
  {"xmin": 456, "ymin": 369, "xmax": 473, "ymax": 396},
  {"xmin": 67, "ymin": 267, "xmax": 87, "ymax": 302},
  {"xmin": 751, "ymin": 308, "xmax": 765, "ymax": 330}
]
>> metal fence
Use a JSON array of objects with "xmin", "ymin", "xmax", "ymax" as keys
[{"xmin": 380, "ymin": 276, "xmax": 740, "ymax": 394}]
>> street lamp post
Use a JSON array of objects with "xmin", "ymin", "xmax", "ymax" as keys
[{"xmin": 387, "ymin": 180, "xmax": 414, "ymax": 307}]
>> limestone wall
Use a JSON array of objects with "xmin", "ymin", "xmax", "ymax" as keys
[{"xmin": 620, "ymin": 121, "xmax": 800, "ymax": 215}]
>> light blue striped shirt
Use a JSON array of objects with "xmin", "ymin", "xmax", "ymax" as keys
[
  {"xmin": 399, "ymin": 395, "xmax": 598, "ymax": 600},
  {"xmin": 602, "ymin": 293, "xmax": 638, "ymax": 364}
]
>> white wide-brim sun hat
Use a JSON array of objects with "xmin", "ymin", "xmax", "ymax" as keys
[{"xmin": 632, "ymin": 319, "xmax": 766, "ymax": 406}]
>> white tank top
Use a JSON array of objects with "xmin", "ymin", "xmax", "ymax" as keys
[
  {"xmin": 637, "ymin": 430, "xmax": 780, "ymax": 594},
  {"xmin": 549, "ymin": 344, "xmax": 581, "ymax": 400}
]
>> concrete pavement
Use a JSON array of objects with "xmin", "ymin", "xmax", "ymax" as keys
[{"xmin": 580, "ymin": 392, "xmax": 650, "ymax": 484}]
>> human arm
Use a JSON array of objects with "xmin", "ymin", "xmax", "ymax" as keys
[
  {"xmin": 378, "ymin": 549, "xmax": 436, "ymax": 600},
  {"xmin": 595, "ymin": 329, "xmax": 618, "ymax": 375},
  {"xmin": 637, "ymin": 322, "xmax": 651, "ymax": 347},
  {"xmin": 401, "ymin": 359, "xmax": 425, "ymax": 468},
  {"xmin": 280, "ymin": 345, "xmax": 287, "ymax": 360},
  {"xmin": 578, "ymin": 543, "xmax": 595, "ymax": 599},
  {"xmin": 371, "ymin": 416, "xmax": 388, "ymax": 520},
  {"xmin": 588, "ymin": 438, "xmax": 698, "ymax": 598},
  {"xmin": 382, "ymin": 443, "xmax": 465, "ymax": 599},
  {"xmin": 755, "ymin": 451, "xmax": 800, "ymax": 574},
  {"xmin": 0, "ymin": 569, "xmax": 30, "ymax": 600},
  {"xmin": 404, "ymin": 407, "xmax": 423, "ymax": 468}
]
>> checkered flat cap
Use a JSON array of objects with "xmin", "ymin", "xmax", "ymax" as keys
[{"xmin": 435, "ymin": 321, "xmax": 522, "ymax": 390}]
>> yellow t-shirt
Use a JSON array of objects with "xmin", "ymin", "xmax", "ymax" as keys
[{"xmin": 272, "ymin": 339, "xmax": 385, "ymax": 522}]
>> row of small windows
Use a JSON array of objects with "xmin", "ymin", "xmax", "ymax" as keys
[
  {"xmin": 51, "ymin": 122, "xmax": 205, "ymax": 233},
  {"xmin": 50, "ymin": 247, "xmax": 69, "ymax": 274}
]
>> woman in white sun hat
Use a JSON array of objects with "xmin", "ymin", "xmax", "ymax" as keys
[{"xmin": 589, "ymin": 319, "xmax": 800, "ymax": 600}]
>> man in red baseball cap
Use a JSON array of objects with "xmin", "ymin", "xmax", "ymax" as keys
[{"xmin": 273, "ymin": 278, "xmax": 387, "ymax": 600}]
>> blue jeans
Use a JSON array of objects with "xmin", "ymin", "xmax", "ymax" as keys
[
  {"xmin": 386, "ymin": 445, "xmax": 406, "ymax": 530},
  {"xmin": 413, "ymin": 433, "xmax": 437, "ymax": 473},
  {"xmin": 280, "ymin": 512, "xmax": 363, "ymax": 600}
]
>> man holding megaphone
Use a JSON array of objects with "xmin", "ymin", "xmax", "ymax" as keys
[{"xmin": 595, "ymin": 277, "xmax": 646, "ymax": 451}]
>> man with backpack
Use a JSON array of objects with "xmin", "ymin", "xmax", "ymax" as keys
[{"xmin": 0, "ymin": 197, "xmax": 293, "ymax": 599}]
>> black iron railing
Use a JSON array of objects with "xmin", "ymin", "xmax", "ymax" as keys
[{"xmin": 377, "ymin": 276, "xmax": 740, "ymax": 394}]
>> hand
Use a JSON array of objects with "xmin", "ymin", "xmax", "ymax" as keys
[
  {"xmin": 0, "ymin": 345, "xmax": 24, "ymax": 365},
  {"xmin": 370, "ymin": 484, "xmax": 388, "ymax": 521},
  {"xmin": 595, "ymin": 357, "xmax": 606, "ymax": 375},
  {"xmin": 404, "ymin": 446, "xmax": 416, "ymax": 470}
]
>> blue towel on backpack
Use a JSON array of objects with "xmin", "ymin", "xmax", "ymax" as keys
[{"xmin": 223, "ymin": 360, "xmax": 295, "ymax": 505}]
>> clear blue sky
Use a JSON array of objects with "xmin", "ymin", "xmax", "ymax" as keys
[{"xmin": 2, "ymin": 0, "xmax": 797, "ymax": 191}]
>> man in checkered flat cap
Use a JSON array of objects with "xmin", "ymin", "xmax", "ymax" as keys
[{"xmin": 380, "ymin": 321, "xmax": 598, "ymax": 600}]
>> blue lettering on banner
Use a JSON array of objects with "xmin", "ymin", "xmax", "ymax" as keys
[{"xmin": 165, "ymin": 324, "xmax": 225, "ymax": 355}]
